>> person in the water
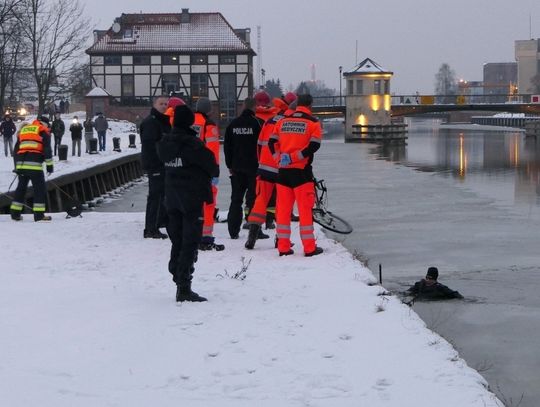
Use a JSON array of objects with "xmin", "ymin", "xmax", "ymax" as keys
[{"xmin": 407, "ymin": 267, "xmax": 463, "ymax": 300}]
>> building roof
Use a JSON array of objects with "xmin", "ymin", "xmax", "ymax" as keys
[
  {"xmin": 86, "ymin": 87, "xmax": 111, "ymax": 97},
  {"xmin": 86, "ymin": 12, "xmax": 255, "ymax": 55},
  {"xmin": 344, "ymin": 58, "xmax": 393, "ymax": 76}
]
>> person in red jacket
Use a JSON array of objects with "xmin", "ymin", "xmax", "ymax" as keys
[
  {"xmin": 254, "ymin": 90, "xmax": 279, "ymax": 123},
  {"xmin": 245, "ymin": 92, "xmax": 297, "ymax": 249},
  {"xmin": 193, "ymin": 97, "xmax": 224, "ymax": 251},
  {"xmin": 164, "ymin": 97, "xmax": 185, "ymax": 126},
  {"xmin": 269, "ymin": 94, "xmax": 323, "ymax": 257}
]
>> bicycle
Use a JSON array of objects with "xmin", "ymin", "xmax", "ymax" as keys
[{"xmin": 313, "ymin": 178, "xmax": 353, "ymax": 234}]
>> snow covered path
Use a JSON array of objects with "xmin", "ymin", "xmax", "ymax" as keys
[{"xmin": 0, "ymin": 212, "xmax": 502, "ymax": 407}]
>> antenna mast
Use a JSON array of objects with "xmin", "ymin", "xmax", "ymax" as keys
[{"xmin": 257, "ymin": 25, "xmax": 262, "ymax": 89}]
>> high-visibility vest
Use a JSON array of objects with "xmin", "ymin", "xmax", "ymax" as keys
[
  {"xmin": 17, "ymin": 122, "xmax": 47, "ymax": 155},
  {"xmin": 193, "ymin": 112, "xmax": 220, "ymax": 164}
]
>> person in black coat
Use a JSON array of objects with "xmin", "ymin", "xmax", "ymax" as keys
[
  {"xmin": 1, "ymin": 114, "xmax": 17, "ymax": 157},
  {"xmin": 157, "ymin": 104, "xmax": 219, "ymax": 302},
  {"xmin": 223, "ymin": 97, "xmax": 263, "ymax": 239},
  {"xmin": 51, "ymin": 113, "xmax": 65, "ymax": 156},
  {"xmin": 407, "ymin": 267, "xmax": 463, "ymax": 300},
  {"xmin": 140, "ymin": 95, "xmax": 171, "ymax": 239}
]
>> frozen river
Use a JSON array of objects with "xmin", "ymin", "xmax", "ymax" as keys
[{"xmin": 99, "ymin": 119, "xmax": 540, "ymax": 406}]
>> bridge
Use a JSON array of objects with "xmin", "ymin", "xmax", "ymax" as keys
[{"xmin": 310, "ymin": 94, "xmax": 540, "ymax": 117}]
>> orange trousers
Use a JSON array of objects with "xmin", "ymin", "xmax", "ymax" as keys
[
  {"xmin": 247, "ymin": 177, "xmax": 275, "ymax": 225},
  {"xmin": 202, "ymin": 185, "xmax": 218, "ymax": 238},
  {"xmin": 275, "ymin": 182, "xmax": 316, "ymax": 254}
]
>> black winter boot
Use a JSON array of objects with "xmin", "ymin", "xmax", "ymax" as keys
[
  {"xmin": 305, "ymin": 246, "xmax": 324, "ymax": 257},
  {"xmin": 245, "ymin": 224, "xmax": 260, "ymax": 249},
  {"xmin": 265, "ymin": 212, "xmax": 275, "ymax": 229},
  {"xmin": 176, "ymin": 285, "xmax": 208, "ymax": 302}
]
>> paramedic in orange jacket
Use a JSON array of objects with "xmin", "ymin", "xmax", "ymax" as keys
[
  {"xmin": 269, "ymin": 94, "xmax": 323, "ymax": 257},
  {"xmin": 192, "ymin": 97, "xmax": 224, "ymax": 251},
  {"xmin": 245, "ymin": 92, "xmax": 297, "ymax": 249},
  {"xmin": 254, "ymin": 90, "xmax": 278, "ymax": 123}
]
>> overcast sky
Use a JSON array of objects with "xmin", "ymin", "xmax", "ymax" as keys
[{"xmin": 89, "ymin": 0, "xmax": 540, "ymax": 95}]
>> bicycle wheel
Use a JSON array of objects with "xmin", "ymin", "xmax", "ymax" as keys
[{"xmin": 313, "ymin": 208, "xmax": 353, "ymax": 234}]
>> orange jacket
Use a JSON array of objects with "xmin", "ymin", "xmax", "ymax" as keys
[
  {"xmin": 256, "ymin": 105, "xmax": 279, "ymax": 123},
  {"xmin": 164, "ymin": 106, "xmax": 175, "ymax": 127},
  {"xmin": 193, "ymin": 112, "xmax": 220, "ymax": 164},
  {"xmin": 272, "ymin": 106, "xmax": 322, "ymax": 170},
  {"xmin": 17, "ymin": 120, "xmax": 49, "ymax": 154}
]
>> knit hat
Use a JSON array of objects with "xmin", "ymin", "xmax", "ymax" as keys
[
  {"xmin": 173, "ymin": 105, "xmax": 195, "ymax": 129},
  {"xmin": 254, "ymin": 90, "xmax": 271, "ymax": 107},
  {"xmin": 196, "ymin": 97, "xmax": 212, "ymax": 114},
  {"xmin": 167, "ymin": 97, "xmax": 186, "ymax": 109},
  {"xmin": 283, "ymin": 92, "xmax": 297, "ymax": 105},
  {"xmin": 426, "ymin": 267, "xmax": 439, "ymax": 280},
  {"xmin": 38, "ymin": 116, "xmax": 50, "ymax": 125}
]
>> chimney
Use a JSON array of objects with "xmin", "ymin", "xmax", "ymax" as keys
[{"xmin": 181, "ymin": 8, "xmax": 190, "ymax": 23}]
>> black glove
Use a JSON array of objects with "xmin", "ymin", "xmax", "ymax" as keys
[{"xmin": 46, "ymin": 165, "xmax": 54, "ymax": 175}]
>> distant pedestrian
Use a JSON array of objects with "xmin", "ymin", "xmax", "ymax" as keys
[
  {"xmin": 48, "ymin": 100, "xmax": 57, "ymax": 121},
  {"xmin": 157, "ymin": 104, "xmax": 219, "ymax": 302},
  {"xmin": 51, "ymin": 112, "xmax": 65, "ymax": 156},
  {"xmin": 83, "ymin": 117, "xmax": 94, "ymax": 153},
  {"xmin": 69, "ymin": 116, "xmax": 83, "ymax": 157},
  {"xmin": 407, "ymin": 267, "xmax": 463, "ymax": 300},
  {"xmin": 223, "ymin": 97, "xmax": 263, "ymax": 239},
  {"xmin": 64, "ymin": 99, "xmax": 70, "ymax": 114},
  {"xmin": 1, "ymin": 114, "xmax": 16, "ymax": 157},
  {"xmin": 140, "ymin": 95, "xmax": 171, "ymax": 239},
  {"xmin": 93, "ymin": 112, "xmax": 109, "ymax": 151},
  {"xmin": 59, "ymin": 99, "xmax": 65, "ymax": 114}
]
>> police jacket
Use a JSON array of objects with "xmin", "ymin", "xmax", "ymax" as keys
[
  {"xmin": 13, "ymin": 120, "xmax": 53, "ymax": 172},
  {"xmin": 157, "ymin": 127, "xmax": 218, "ymax": 207},
  {"xmin": 0, "ymin": 119, "xmax": 16, "ymax": 138},
  {"xmin": 224, "ymin": 108, "xmax": 263, "ymax": 174},
  {"xmin": 140, "ymin": 108, "xmax": 171, "ymax": 172},
  {"xmin": 407, "ymin": 279, "xmax": 463, "ymax": 300}
]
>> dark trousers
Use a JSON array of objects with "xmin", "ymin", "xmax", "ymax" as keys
[
  {"xmin": 144, "ymin": 170, "xmax": 167, "ymax": 232},
  {"xmin": 227, "ymin": 171, "xmax": 256, "ymax": 238},
  {"xmin": 166, "ymin": 205, "xmax": 203, "ymax": 288},
  {"xmin": 10, "ymin": 169, "xmax": 47, "ymax": 220},
  {"xmin": 97, "ymin": 131, "xmax": 106, "ymax": 151},
  {"xmin": 53, "ymin": 135, "xmax": 63, "ymax": 155}
]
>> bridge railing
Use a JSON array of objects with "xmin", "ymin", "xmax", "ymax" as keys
[
  {"xmin": 311, "ymin": 96, "xmax": 345, "ymax": 107},
  {"xmin": 391, "ymin": 94, "xmax": 533, "ymax": 106}
]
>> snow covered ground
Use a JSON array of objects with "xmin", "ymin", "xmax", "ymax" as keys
[
  {"xmin": 0, "ymin": 212, "xmax": 502, "ymax": 407},
  {"xmin": 0, "ymin": 112, "xmax": 139, "ymax": 192}
]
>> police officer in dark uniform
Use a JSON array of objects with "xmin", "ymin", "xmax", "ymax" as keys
[
  {"xmin": 140, "ymin": 95, "xmax": 171, "ymax": 239},
  {"xmin": 223, "ymin": 97, "xmax": 263, "ymax": 239},
  {"xmin": 157, "ymin": 104, "xmax": 218, "ymax": 302}
]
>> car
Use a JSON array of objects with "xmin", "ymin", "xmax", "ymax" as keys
[{"xmin": 3, "ymin": 106, "xmax": 27, "ymax": 121}]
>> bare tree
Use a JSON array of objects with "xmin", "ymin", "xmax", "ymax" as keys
[
  {"xmin": 434, "ymin": 63, "xmax": 457, "ymax": 103},
  {"xmin": 0, "ymin": 0, "xmax": 24, "ymax": 113},
  {"xmin": 17, "ymin": 0, "xmax": 90, "ymax": 114}
]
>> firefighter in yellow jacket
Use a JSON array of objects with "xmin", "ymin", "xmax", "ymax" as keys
[{"xmin": 10, "ymin": 116, "xmax": 54, "ymax": 222}]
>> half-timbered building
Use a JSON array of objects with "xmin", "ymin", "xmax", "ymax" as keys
[{"xmin": 86, "ymin": 9, "xmax": 255, "ymax": 123}]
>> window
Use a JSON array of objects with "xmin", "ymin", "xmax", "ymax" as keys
[
  {"xmin": 191, "ymin": 73, "xmax": 208, "ymax": 97},
  {"xmin": 220, "ymin": 73, "xmax": 237, "ymax": 123},
  {"xmin": 191, "ymin": 55, "xmax": 207, "ymax": 65},
  {"xmin": 384, "ymin": 80, "xmax": 390, "ymax": 94},
  {"xmin": 347, "ymin": 80, "xmax": 354, "ymax": 95},
  {"xmin": 162, "ymin": 74, "xmax": 179, "ymax": 95},
  {"xmin": 124, "ymin": 29, "xmax": 132, "ymax": 39},
  {"xmin": 355, "ymin": 80, "xmax": 363, "ymax": 95},
  {"xmin": 121, "ymin": 74, "xmax": 134, "ymax": 97},
  {"xmin": 133, "ymin": 55, "xmax": 151, "ymax": 65},
  {"xmin": 219, "ymin": 55, "xmax": 236, "ymax": 64},
  {"xmin": 104, "ymin": 55, "xmax": 121, "ymax": 65},
  {"xmin": 163, "ymin": 55, "xmax": 179, "ymax": 65},
  {"xmin": 374, "ymin": 80, "xmax": 382, "ymax": 95}
]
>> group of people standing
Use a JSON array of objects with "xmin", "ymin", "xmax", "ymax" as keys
[{"xmin": 141, "ymin": 89, "xmax": 324, "ymax": 303}]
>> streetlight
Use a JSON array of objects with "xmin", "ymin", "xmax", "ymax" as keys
[{"xmin": 338, "ymin": 66, "xmax": 343, "ymax": 104}]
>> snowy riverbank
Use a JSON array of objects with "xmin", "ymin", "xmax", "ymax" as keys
[
  {"xmin": 0, "ymin": 112, "xmax": 139, "ymax": 192},
  {"xmin": 0, "ymin": 212, "xmax": 502, "ymax": 406}
]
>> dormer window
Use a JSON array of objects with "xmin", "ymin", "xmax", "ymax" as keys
[{"xmin": 124, "ymin": 29, "xmax": 132, "ymax": 39}]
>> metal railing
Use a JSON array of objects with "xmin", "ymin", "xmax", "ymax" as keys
[{"xmin": 391, "ymin": 94, "xmax": 533, "ymax": 106}]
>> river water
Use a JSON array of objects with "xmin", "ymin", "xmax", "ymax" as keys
[{"xmin": 98, "ymin": 119, "xmax": 540, "ymax": 406}]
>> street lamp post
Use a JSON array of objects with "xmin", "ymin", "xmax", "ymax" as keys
[{"xmin": 338, "ymin": 66, "xmax": 343, "ymax": 105}]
